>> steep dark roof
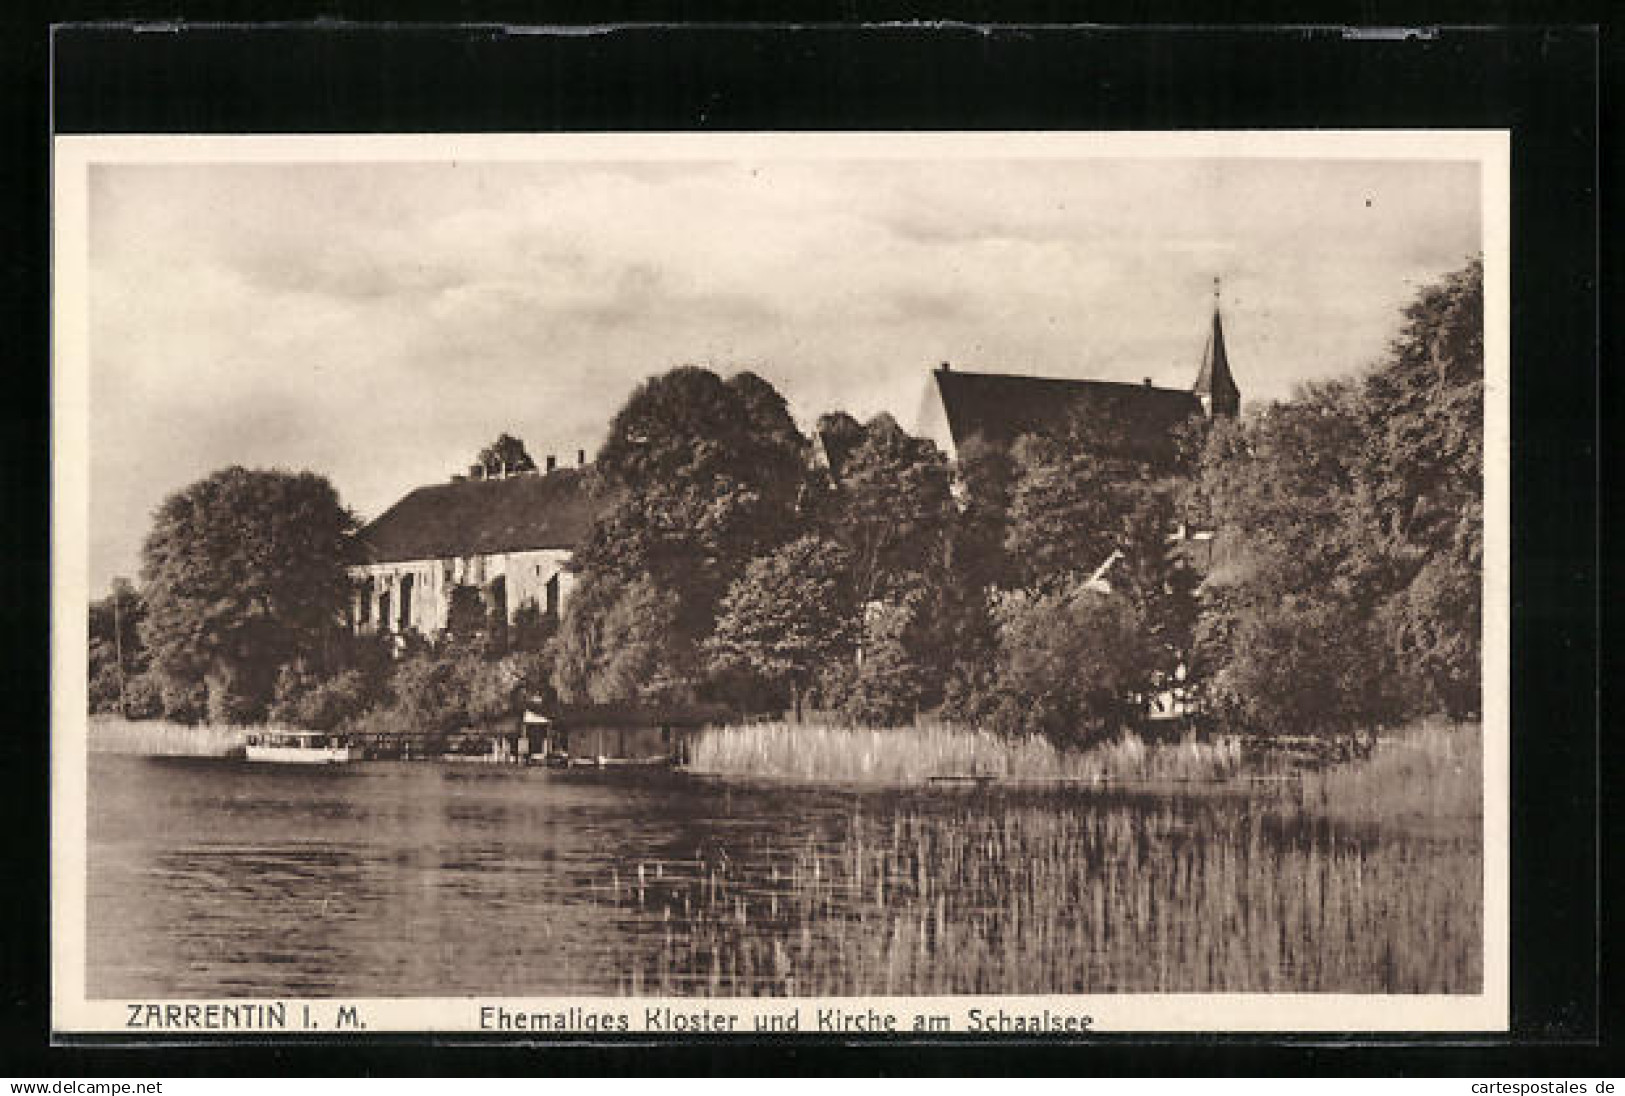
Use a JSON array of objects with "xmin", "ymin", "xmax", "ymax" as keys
[
  {"xmin": 353, "ymin": 468, "xmax": 599, "ymax": 564},
  {"xmin": 1193, "ymin": 309, "xmax": 1242, "ymax": 414},
  {"xmin": 932, "ymin": 367, "xmax": 1204, "ymax": 467}
]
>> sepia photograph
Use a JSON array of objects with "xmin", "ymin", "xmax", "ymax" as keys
[{"xmin": 52, "ymin": 131, "xmax": 1508, "ymax": 1034}]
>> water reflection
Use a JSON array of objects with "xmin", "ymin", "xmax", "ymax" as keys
[
  {"xmin": 86, "ymin": 753, "xmax": 1477, "ymax": 998},
  {"xmin": 91, "ymin": 757, "xmax": 834, "ymax": 996}
]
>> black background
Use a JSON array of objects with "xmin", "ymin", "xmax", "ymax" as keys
[{"xmin": 2, "ymin": 5, "xmax": 1610, "ymax": 1077}]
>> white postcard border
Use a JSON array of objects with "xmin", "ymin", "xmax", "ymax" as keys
[{"xmin": 51, "ymin": 129, "xmax": 1511, "ymax": 1035}]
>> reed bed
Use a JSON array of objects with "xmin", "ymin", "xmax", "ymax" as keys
[
  {"xmin": 601, "ymin": 797, "xmax": 1480, "ymax": 997},
  {"xmin": 1302, "ymin": 719, "xmax": 1482, "ymax": 825},
  {"xmin": 87, "ymin": 715, "xmax": 247, "ymax": 757},
  {"xmin": 689, "ymin": 720, "xmax": 1246, "ymax": 786},
  {"xmin": 614, "ymin": 719, "xmax": 1483, "ymax": 996}
]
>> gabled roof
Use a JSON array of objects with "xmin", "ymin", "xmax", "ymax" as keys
[
  {"xmin": 352, "ymin": 467, "xmax": 600, "ymax": 564},
  {"xmin": 931, "ymin": 367, "xmax": 1204, "ymax": 467}
]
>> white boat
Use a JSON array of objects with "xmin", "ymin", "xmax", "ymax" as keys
[{"xmin": 244, "ymin": 729, "xmax": 359, "ymax": 764}]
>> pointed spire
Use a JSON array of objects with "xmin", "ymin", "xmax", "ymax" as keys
[{"xmin": 1193, "ymin": 277, "xmax": 1241, "ymax": 417}]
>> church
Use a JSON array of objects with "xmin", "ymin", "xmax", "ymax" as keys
[
  {"xmin": 916, "ymin": 294, "xmax": 1241, "ymax": 465},
  {"xmin": 349, "ymin": 294, "xmax": 1242, "ymax": 641},
  {"xmin": 910, "ymin": 292, "xmax": 1243, "ymax": 590}
]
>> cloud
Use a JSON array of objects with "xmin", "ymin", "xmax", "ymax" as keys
[{"xmin": 84, "ymin": 153, "xmax": 1483, "ymax": 593}]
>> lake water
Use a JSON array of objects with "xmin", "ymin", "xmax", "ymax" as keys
[{"xmin": 86, "ymin": 753, "xmax": 1481, "ymax": 998}]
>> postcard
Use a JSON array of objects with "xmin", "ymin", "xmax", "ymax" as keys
[{"xmin": 53, "ymin": 130, "xmax": 1509, "ymax": 1035}]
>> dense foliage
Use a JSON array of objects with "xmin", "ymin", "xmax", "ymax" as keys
[
  {"xmin": 1193, "ymin": 258, "xmax": 1483, "ymax": 733},
  {"xmin": 99, "ymin": 261, "xmax": 1482, "ymax": 753},
  {"xmin": 823, "ymin": 413, "xmax": 955, "ymax": 605},
  {"xmin": 707, "ymin": 535, "xmax": 858, "ymax": 717},
  {"xmin": 552, "ymin": 572, "xmax": 686, "ymax": 705},
  {"xmin": 475, "ymin": 432, "xmax": 537, "ymax": 476},
  {"xmin": 565, "ymin": 367, "xmax": 813, "ymax": 701},
  {"xmin": 983, "ymin": 586, "xmax": 1155, "ymax": 745},
  {"xmin": 88, "ymin": 579, "xmax": 147, "ymax": 715},
  {"xmin": 137, "ymin": 467, "xmax": 355, "ymax": 723}
]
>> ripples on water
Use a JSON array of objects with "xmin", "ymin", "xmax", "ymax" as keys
[{"xmin": 85, "ymin": 754, "xmax": 1480, "ymax": 998}]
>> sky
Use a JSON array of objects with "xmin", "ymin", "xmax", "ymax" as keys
[{"xmin": 85, "ymin": 151, "xmax": 1482, "ymax": 594}]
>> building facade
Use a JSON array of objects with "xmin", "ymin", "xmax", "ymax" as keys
[{"xmin": 348, "ymin": 458, "xmax": 598, "ymax": 638}]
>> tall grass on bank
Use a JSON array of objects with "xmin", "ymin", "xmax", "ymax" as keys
[
  {"xmin": 88, "ymin": 715, "xmax": 247, "ymax": 757},
  {"xmin": 601, "ymin": 797, "xmax": 1482, "ymax": 997},
  {"xmin": 1302, "ymin": 719, "xmax": 1482, "ymax": 825},
  {"xmin": 689, "ymin": 720, "xmax": 1245, "ymax": 785}
]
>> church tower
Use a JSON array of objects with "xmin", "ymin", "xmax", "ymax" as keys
[{"xmin": 1193, "ymin": 278, "xmax": 1242, "ymax": 418}]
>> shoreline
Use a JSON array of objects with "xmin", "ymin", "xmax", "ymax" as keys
[{"xmin": 86, "ymin": 714, "xmax": 1481, "ymax": 824}]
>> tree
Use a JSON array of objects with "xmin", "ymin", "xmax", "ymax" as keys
[
  {"xmin": 934, "ymin": 583, "xmax": 1004, "ymax": 727},
  {"xmin": 707, "ymin": 536, "xmax": 859, "ymax": 718},
  {"xmin": 465, "ymin": 656, "xmax": 528, "ymax": 724},
  {"xmin": 475, "ymin": 433, "xmax": 537, "ymax": 476},
  {"xmin": 509, "ymin": 600, "xmax": 557, "ymax": 654},
  {"xmin": 1196, "ymin": 381, "xmax": 1367, "ymax": 595},
  {"xmin": 120, "ymin": 673, "xmax": 166, "ymax": 720},
  {"xmin": 1387, "ymin": 553, "xmax": 1480, "ymax": 719},
  {"xmin": 588, "ymin": 577, "xmax": 688, "ymax": 705},
  {"xmin": 269, "ymin": 666, "xmax": 377, "ymax": 731},
  {"xmin": 387, "ymin": 653, "xmax": 471, "ymax": 742},
  {"xmin": 813, "ymin": 410, "xmax": 866, "ymax": 472},
  {"xmin": 594, "ymin": 367, "xmax": 807, "ymax": 500},
  {"xmin": 582, "ymin": 367, "xmax": 809, "ymax": 598},
  {"xmin": 1004, "ymin": 434, "xmax": 1123, "ymax": 590},
  {"xmin": 952, "ymin": 435, "xmax": 1018, "ymax": 591},
  {"xmin": 156, "ymin": 674, "xmax": 208, "ymax": 724},
  {"xmin": 823, "ymin": 595, "xmax": 929, "ymax": 726},
  {"xmin": 88, "ymin": 579, "xmax": 146, "ymax": 715},
  {"xmin": 805, "ymin": 413, "xmax": 960, "ymax": 717},
  {"xmin": 1204, "ymin": 599, "xmax": 1397, "ymax": 740},
  {"xmin": 822, "ymin": 413, "xmax": 954, "ymax": 607},
  {"xmin": 1188, "ymin": 388, "xmax": 1394, "ymax": 735},
  {"xmin": 1357, "ymin": 257, "xmax": 1483, "ymax": 564},
  {"xmin": 986, "ymin": 584, "xmax": 1154, "ymax": 747},
  {"xmin": 1002, "ymin": 426, "xmax": 1198, "ymax": 691},
  {"xmin": 569, "ymin": 367, "xmax": 812, "ymax": 695},
  {"xmin": 551, "ymin": 571, "xmax": 620, "ymax": 704},
  {"xmin": 139, "ymin": 467, "xmax": 355, "ymax": 723},
  {"xmin": 551, "ymin": 572, "xmax": 688, "ymax": 706},
  {"xmin": 1189, "ymin": 258, "xmax": 1484, "ymax": 732},
  {"xmin": 1357, "ymin": 256, "xmax": 1484, "ymax": 717}
]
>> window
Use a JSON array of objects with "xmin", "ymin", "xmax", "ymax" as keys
[{"xmin": 545, "ymin": 573, "xmax": 560, "ymax": 620}]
